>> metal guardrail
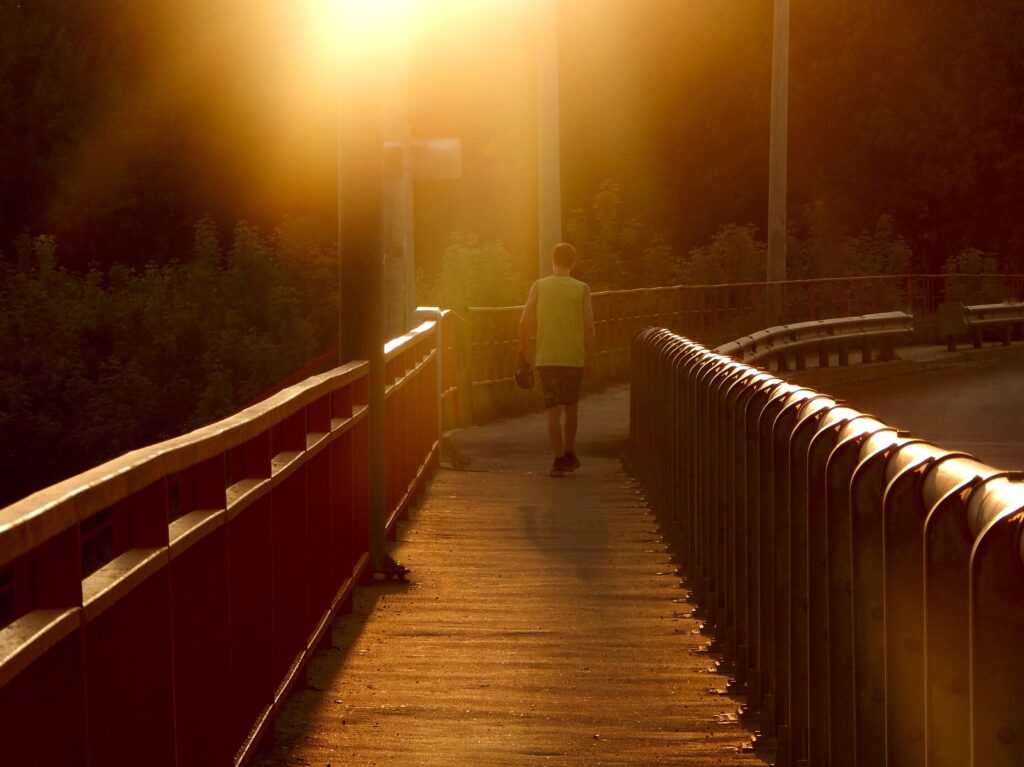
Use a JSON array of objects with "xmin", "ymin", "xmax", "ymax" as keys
[
  {"xmin": 941, "ymin": 301, "xmax": 1024, "ymax": 351},
  {"xmin": 0, "ymin": 321, "xmax": 443, "ymax": 767},
  {"xmin": 714, "ymin": 310, "xmax": 913, "ymax": 370},
  {"xmin": 466, "ymin": 274, "xmax": 1024, "ymax": 422},
  {"xmin": 631, "ymin": 327, "xmax": 1024, "ymax": 767}
]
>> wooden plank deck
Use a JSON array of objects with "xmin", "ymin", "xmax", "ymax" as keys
[{"xmin": 256, "ymin": 386, "xmax": 765, "ymax": 766}]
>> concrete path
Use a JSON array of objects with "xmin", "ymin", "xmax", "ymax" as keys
[{"xmin": 257, "ymin": 386, "xmax": 763, "ymax": 766}]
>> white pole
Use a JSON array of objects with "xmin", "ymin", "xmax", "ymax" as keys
[
  {"xmin": 383, "ymin": 35, "xmax": 416, "ymax": 335},
  {"xmin": 537, "ymin": 0, "xmax": 562, "ymax": 278},
  {"xmin": 767, "ymin": 0, "xmax": 790, "ymax": 325}
]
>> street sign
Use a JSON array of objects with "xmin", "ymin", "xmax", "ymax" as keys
[{"xmin": 384, "ymin": 137, "xmax": 462, "ymax": 180}]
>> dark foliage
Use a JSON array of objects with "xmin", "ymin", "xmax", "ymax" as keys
[
  {"xmin": 0, "ymin": 220, "xmax": 336, "ymax": 506},
  {"xmin": 2, "ymin": 0, "xmax": 1023, "ymax": 505},
  {"xmin": 559, "ymin": 0, "xmax": 1024, "ymax": 273}
]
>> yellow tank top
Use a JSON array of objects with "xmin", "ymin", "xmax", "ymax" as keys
[{"xmin": 535, "ymin": 275, "xmax": 586, "ymax": 367}]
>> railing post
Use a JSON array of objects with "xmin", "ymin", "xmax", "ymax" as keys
[
  {"xmin": 849, "ymin": 433, "xmax": 908, "ymax": 767},
  {"xmin": 787, "ymin": 396, "xmax": 834, "ymax": 765},
  {"xmin": 881, "ymin": 445, "xmax": 944, "ymax": 767},
  {"xmin": 970, "ymin": 506, "xmax": 1024, "ymax": 767}
]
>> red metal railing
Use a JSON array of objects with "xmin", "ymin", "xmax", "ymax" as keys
[
  {"xmin": 382, "ymin": 321, "xmax": 444, "ymax": 531},
  {"xmin": 238, "ymin": 274, "xmax": 1024, "ymax": 428},
  {"xmin": 0, "ymin": 321, "xmax": 443, "ymax": 767}
]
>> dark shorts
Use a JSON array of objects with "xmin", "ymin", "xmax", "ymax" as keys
[{"xmin": 536, "ymin": 366, "xmax": 584, "ymax": 409}]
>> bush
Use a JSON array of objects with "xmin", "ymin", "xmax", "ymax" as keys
[
  {"xmin": 417, "ymin": 233, "xmax": 529, "ymax": 310},
  {"xmin": 678, "ymin": 224, "xmax": 765, "ymax": 285},
  {"xmin": 566, "ymin": 178, "xmax": 682, "ymax": 290},
  {"xmin": 942, "ymin": 248, "xmax": 1005, "ymax": 303},
  {"xmin": 0, "ymin": 219, "xmax": 337, "ymax": 506}
]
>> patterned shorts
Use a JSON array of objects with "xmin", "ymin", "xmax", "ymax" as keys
[{"xmin": 536, "ymin": 366, "xmax": 584, "ymax": 409}]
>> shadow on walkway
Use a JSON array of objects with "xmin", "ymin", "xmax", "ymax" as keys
[{"xmin": 257, "ymin": 385, "xmax": 766, "ymax": 766}]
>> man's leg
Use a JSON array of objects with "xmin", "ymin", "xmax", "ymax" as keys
[
  {"xmin": 546, "ymin": 405, "xmax": 563, "ymax": 457},
  {"xmin": 564, "ymin": 402, "xmax": 578, "ymax": 453}
]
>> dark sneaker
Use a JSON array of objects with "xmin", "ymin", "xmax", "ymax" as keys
[
  {"xmin": 550, "ymin": 456, "xmax": 566, "ymax": 477},
  {"xmin": 562, "ymin": 450, "xmax": 580, "ymax": 472}
]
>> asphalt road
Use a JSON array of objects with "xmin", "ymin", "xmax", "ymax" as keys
[{"xmin": 800, "ymin": 345, "xmax": 1024, "ymax": 470}]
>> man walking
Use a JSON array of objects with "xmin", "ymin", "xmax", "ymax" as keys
[{"xmin": 518, "ymin": 242, "xmax": 596, "ymax": 477}]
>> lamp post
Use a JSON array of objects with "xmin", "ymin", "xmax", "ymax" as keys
[
  {"xmin": 336, "ymin": 9, "xmax": 405, "ymax": 578},
  {"xmin": 537, "ymin": 0, "xmax": 562, "ymax": 278},
  {"xmin": 766, "ymin": 0, "xmax": 789, "ymax": 325},
  {"xmin": 382, "ymin": 31, "xmax": 417, "ymax": 337}
]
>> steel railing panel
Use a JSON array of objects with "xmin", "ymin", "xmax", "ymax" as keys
[
  {"xmin": 969, "ymin": 497, "xmax": 1024, "ymax": 767},
  {"xmin": 880, "ymin": 443, "xmax": 950, "ymax": 767},
  {"xmin": 765, "ymin": 387, "xmax": 817, "ymax": 761},
  {"xmin": 805, "ymin": 406, "xmax": 866, "ymax": 767},
  {"xmin": 849, "ymin": 430, "xmax": 913, "ymax": 767},
  {"xmin": 631, "ymin": 327, "xmax": 1024, "ymax": 767},
  {"xmin": 786, "ymin": 395, "xmax": 835, "ymax": 766},
  {"xmin": 745, "ymin": 375, "xmax": 787, "ymax": 712},
  {"xmin": 919, "ymin": 462, "xmax": 994, "ymax": 767},
  {"xmin": 821, "ymin": 411, "xmax": 886, "ymax": 767}
]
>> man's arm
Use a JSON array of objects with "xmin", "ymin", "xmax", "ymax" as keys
[
  {"xmin": 518, "ymin": 281, "xmax": 539, "ymax": 364},
  {"xmin": 582, "ymin": 284, "xmax": 596, "ymax": 375}
]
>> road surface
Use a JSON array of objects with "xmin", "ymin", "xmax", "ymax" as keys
[{"xmin": 792, "ymin": 344, "xmax": 1024, "ymax": 470}]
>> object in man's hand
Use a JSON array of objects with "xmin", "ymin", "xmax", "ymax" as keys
[{"xmin": 514, "ymin": 360, "xmax": 534, "ymax": 390}]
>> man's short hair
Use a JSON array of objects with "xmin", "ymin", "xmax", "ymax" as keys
[{"xmin": 552, "ymin": 242, "xmax": 576, "ymax": 269}]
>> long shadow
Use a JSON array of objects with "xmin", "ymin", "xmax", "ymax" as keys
[
  {"xmin": 636, "ymin": 466, "xmax": 774, "ymax": 765},
  {"xmin": 254, "ymin": 567, "xmax": 410, "ymax": 764}
]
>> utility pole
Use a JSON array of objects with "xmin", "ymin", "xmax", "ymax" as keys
[
  {"xmin": 383, "ymin": 34, "xmax": 417, "ymax": 337},
  {"xmin": 537, "ymin": 0, "xmax": 562, "ymax": 278},
  {"xmin": 766, "ymin": 0, "xmax": 790, "ymax": 326},
  {"xmin": 337, "ymin": 45, "xmax": 405, "ymax": 578}
]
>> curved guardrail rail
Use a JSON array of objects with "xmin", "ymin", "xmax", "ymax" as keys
[
  {"xmin": 631, "ymin": 327, "xmax": 1024, "ymax": 767},
  {"xmin": 714, "ymin": 310, "xmax": 913, "ymax": 370},
  {"xmin": 467, "ymin": 274, "xmax": 1024, "ymax": 422},
  {"xmin": 942, "ymin": 300, "xmax": 1024, "ymax": 350},
  {"xmin": 0, "ymin": 320, "xmax": 443, "ymax": 767}
]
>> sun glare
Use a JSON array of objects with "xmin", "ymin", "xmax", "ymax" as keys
[
  {"xmin": 303, "ymin": 0, "xmax": 527, "ymax": 71},
  {"xmin": 304, "ymin": 0, "xmax": 420, "ymax": 67}
]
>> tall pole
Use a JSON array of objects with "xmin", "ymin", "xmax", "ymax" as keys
[
  {"xmin": 537, "ymin": 0, "xmax": 562, "ymax": 278},
  {"xmin": 767, "ymin": 0, "xmax": 790, "ymax": 325},
  {"xmin": 337, "ymin": 45, "xmax": 397, "ymax": 575},
  {"xmin": 383, "ymin": 33, "xmax": 416, "ymax": 336}
]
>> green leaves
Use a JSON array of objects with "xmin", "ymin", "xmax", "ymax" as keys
[
  {"xmin": 0, "ymin": 221, "xmax": 337, "ymax": 507},
  {"xmin": 418, "ymin": 234, "xmax": 528, "ymax": 310}
]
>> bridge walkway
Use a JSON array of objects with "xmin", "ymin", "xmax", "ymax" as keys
[{"xmin": 256, "ymin": 386, "xmax": 762, "ymax": 766}]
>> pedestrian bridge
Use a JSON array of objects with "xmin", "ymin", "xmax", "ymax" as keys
[{"xmin": 2, "ymin": 274, "xmax": 1023, "ymax": 767}]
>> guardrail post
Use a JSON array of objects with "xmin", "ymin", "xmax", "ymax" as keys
[
  {"xmin": 819, "ymin": 417, "xmax": 875, "ymax": 767},
  {"xmin": 628, "ymin": 319, "xmax": 1024, "ymax": 767},
  {"xmin": 755, "ymin": 386, "xmax": 794, "ymax": 738},
  {"xmin": 746, "ymin": 377, "xmax": 782, "ymax": 712},
  {"xmin": 767, "ymin": 389, "xmax": 814, "ymax": 765},
  {"xmin": 970, "ymin": 508, "xmax": 1024, "ymax": 767},
  {"xmin": 731, "ymin": 373, "xmax": 765, "ymax": 687},
  {"xmin": 921, "ymin": 470, "xmax": 990, "ymax": 767},
  {"xmin": 849, "ymin": 433, "xmax": 906, "ymax": 767},
  {"xmin": 722, "ymin": 370, "xmax": 754, "ymax": 662},
  {"xmin": 788, "ymin": 397, "xmax": 834, "ymax": 765},
  {"xmin": 882, "ymin": 445, "xmax": 945, "ymax": 767}
]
